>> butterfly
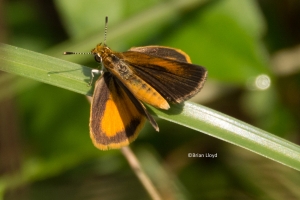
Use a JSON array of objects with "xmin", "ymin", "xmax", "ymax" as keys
[{"xmin": 64, "ymin": 17, "xmax": 207, "ymax": 150}]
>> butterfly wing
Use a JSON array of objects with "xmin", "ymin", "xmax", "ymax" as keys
[
  {"xmin": 119, "ymin": 48, "xmax": 207, "ymax": 104},
  {"xmin": 128, "ymin": 45, "xmax": 191, "ymax": 63},
  {"xmin": 90, "ymin": 72, "xmax": 158, "ymax": 150}
]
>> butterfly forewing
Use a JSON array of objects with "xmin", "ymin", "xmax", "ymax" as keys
[
  {"xmin": 128, "ymin": 46, "xmax": 191, "ymax": 63},
  {"xmin": 118, "ymin": 48, "xmax": 207, "ymax": 103}
]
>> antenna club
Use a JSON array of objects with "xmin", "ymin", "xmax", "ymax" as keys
[{"xmin": 64, "ymin": 52, "xmax": 74, "ymax": 55}]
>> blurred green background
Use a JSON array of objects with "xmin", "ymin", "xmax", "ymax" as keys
[{"xmin": 1, "ymin": 0, "xmax": 300, "ymax": 199}]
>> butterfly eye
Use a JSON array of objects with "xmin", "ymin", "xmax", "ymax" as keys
[{"xmin": 94, "ymin": 55, "xmax": 102, "ymax": 63}]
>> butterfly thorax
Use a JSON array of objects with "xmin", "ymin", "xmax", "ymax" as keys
[{"xmin": 91, "ymin": 44, "xmax": 132, "ymax": 79}]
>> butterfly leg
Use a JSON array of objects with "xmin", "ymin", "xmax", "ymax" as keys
[{"xmin": 89, "ymin": 69, "xmax": 103, "ymax": 86}]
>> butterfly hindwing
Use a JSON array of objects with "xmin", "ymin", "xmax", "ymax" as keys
[{"xmin": 89, "ymin": 72, "xmax": 157, "ymax": 150}]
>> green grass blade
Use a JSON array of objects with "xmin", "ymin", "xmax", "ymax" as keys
[
  {"xmin": 1, "ymin": 43, "xmax": 300, "ymax": 171},
  {"xmin": 150, "ymin": 103, "xmax": 300, "ymax": 170},
  {"xmin": 0, "ymin": 43, "xmax": 92, "ymax": 96}
]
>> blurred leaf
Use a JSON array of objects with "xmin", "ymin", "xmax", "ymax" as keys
[
  {"xmin": 163, "ymin": 0, "xmax": 269, "ymax": 83},
  {"xmin": 47, "ymin": 0, "xmax": 211, "ymax": 60},
  {"xmin": 50, "ymin": 0, "xmax": 269, "ymax": 86},
  {"xmin": 1, "ymin": 43, "xmax": 300, "ymax": 172},
  {"xmin": 54, "ymin": 0, "xmax": 162, "ymax": 39}
]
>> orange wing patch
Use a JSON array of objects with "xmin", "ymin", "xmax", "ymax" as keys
[
  {"xmin": 90, "ymin": 72, "xmax": 146, "ymax": 150},
  {"xmin": 100, "ymin": 79, "xmax": 144, "ymax": 136}
]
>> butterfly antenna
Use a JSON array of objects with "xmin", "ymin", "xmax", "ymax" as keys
[
  {"xmin": 104, "ymin": 16, "xmax": 108, "ymax": 45},
  {"xmin": 63, "ymin": 52, "xmax": 92, "ymax": 55}
]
